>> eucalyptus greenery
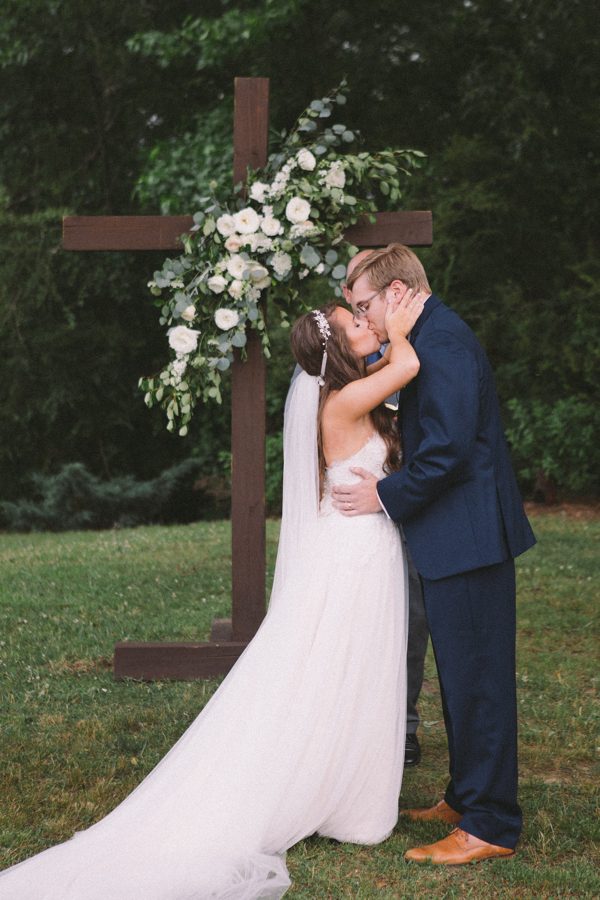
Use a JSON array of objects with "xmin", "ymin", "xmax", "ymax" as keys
[{"xmin": 140, "ymin": 85, "xmax": 424, "ymax": 435}]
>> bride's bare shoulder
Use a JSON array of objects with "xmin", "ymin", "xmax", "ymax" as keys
[{"xmin": 321, "ymin": 393, "xmax": 373, "ymax": 463}]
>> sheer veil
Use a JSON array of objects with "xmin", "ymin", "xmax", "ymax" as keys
[
  {"xmin": 0, "ymin": 368, "xmax": 409, "ymax": 900},
  {"xmin": 269, "ymin": 369, "xmax": 320, "ymax": 607}
]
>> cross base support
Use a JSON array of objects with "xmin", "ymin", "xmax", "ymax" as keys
[
  {"xmin": 113, "ymin": 640, "xmax": 248, "ymax": 681},
  {"xmin": 210, "ymin": 618, "xmax": 233, "ymax": 641}
]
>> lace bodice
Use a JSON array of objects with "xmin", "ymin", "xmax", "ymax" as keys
[{"xmin": 320, "ymin": 432, "xmax": 388, "ymax": 516}]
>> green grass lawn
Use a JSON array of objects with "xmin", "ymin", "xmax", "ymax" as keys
[{"xmin": 0, "ymin": 510, "xmax": 598, "ymax": 897}]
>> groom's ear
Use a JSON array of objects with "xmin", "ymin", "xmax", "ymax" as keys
[{"xmin": 389, "ymin": 279, "xmax": 409, "ymax": 297}]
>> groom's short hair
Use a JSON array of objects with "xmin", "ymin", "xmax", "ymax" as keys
[{"xmin": 346, "ymin": 243, "xmax": 431, "ymax": 294}]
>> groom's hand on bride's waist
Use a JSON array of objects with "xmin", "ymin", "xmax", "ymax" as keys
[{"xmin": 331, "ymin": 469, "xmax": 382, "ymax": 516}]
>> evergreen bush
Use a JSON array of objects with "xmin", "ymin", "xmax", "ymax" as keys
[
  {"xmin": 0, "ymin": 459, "xmax": 230, "ymax": 532},
  {"xmin": 505, "ymin": 397, "xmax": 600, "ymax": 498}
]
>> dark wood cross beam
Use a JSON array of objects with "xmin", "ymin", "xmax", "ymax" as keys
[{"xmin": 63, "ymin": 77, "xmax": 432, "ymax": 680}]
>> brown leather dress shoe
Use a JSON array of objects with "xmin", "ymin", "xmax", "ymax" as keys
[
  {"xmin": 401, "ymin": 799, "xmax": 462, "ymax": 824},
  {"xmin": 404, "ymin": 827, "xmax": 515, "ymax": 865}
]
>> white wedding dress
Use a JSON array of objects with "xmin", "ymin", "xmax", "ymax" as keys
[{"xmin": 0, "ymin": 372, "xmax": 408, "ymax": 899}]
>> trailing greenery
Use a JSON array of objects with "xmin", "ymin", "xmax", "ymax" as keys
[
  {"xmin": 1, "ymin": 512, "xmax": 598, "ymax": 895},
  {"xmin": 141, "ymin": 84, "xmax": 424, "ymax": 431}
]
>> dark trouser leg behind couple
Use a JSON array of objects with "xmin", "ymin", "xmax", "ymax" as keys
[{"xmin": 405, "ymin": 544, "xmax": 428, "ymax": 767}]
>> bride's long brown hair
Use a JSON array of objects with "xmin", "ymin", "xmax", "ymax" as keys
[{"xmin": 290, "ymin": 303, "xmax": 402, "ymax": 495}]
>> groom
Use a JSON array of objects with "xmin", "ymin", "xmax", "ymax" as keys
[{"xmin": 332, "ymin": 244, "xmax": 536, "ymax": 864}]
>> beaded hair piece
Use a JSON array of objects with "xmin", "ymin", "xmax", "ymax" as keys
[{"xmin": 312, "ymin": 310, "xmax": 331, "ymax": 387}]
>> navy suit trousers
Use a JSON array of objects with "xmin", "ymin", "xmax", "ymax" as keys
[{"xmin": 421, "ymin": 558, "xmax": 522, "ymax": 849}]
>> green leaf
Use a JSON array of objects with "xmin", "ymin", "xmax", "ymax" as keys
[
  {"xmin": 300, "ymin": 245, "xmax": 321, "ymax": 268},
  {"xmin": 231, "ymin": 331, "xmax": 247, "ymax": 348}
]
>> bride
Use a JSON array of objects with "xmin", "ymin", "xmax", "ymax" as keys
[{"xmin": 0, "ymin": 288, "xmax": 425, "ymax": 899}]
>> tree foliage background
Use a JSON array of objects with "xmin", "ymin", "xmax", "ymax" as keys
[{"xmin": 0, "ymin": 0, "xmax": 598, "ymax": 517}]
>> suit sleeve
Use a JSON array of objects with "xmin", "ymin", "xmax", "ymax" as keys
[{"xmin": 377, "ymin": 329, "xmax": 479, "ymax": 523}]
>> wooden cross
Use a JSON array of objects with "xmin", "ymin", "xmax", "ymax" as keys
[{"xmin": 63, "ymin": 77, "xmax": 432, "ymax": 680}]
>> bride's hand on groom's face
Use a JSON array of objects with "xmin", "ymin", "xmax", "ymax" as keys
[
  {"xmin": 384, "ymin": 287, "xmax": 427, "ymax": 339},
  {"xmin": 331, "ymin": 468, "xmax": 381, "ymax": 516}
]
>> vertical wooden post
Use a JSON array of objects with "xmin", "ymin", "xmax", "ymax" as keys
[{"xmin": 230, "ymin": 78, "xmax": 269, "ymax": 641}]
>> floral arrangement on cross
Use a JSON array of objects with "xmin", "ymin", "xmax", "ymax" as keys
[{"xmin": 140, "ymin": 84, "xmax": 424, "ymax": 435}]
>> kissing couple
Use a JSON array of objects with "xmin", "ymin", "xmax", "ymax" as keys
[{"xmin": 0, "ymin": 243, "xmax": 535, "ymax": 898}]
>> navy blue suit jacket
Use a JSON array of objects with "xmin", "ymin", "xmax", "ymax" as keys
[{"xmin": 377, "ymin": 294, "xmax": 536, "ymax": 581}]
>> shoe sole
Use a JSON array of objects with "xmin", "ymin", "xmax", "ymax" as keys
[{"xmin": 405, "ymin": 850, "xmax": 516, "ymax": 865}]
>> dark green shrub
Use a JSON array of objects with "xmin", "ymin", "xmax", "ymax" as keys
[
  {"xmin": 0, "ymin": 459, "xmax": 230, "ymax": 532},
  {"xmin": 505, "ymin": 397, "xmax": 600, "ymax": 498}
]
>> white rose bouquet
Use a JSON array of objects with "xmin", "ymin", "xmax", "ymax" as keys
[{"xmin": 140, "ymin": 83, "xmax": 425, "ymax": 434}]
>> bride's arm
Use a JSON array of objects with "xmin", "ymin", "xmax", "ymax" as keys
[
  {"xmin": 330, "ymin": 290, "xmax": 425, "ymax": 420},
  {"xmin": 365, "ymin": 345, "xmax": 392, "ymax": 375}
]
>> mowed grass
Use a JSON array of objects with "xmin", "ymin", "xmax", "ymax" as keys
[{"xmin": 0, "ymin": 510, "xmax": 598, "ymax": 898}]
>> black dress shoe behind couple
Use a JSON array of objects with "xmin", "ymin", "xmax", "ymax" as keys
[{"xmin": 405, "ymin": 733, "xmax": 421, "ymax": 767}]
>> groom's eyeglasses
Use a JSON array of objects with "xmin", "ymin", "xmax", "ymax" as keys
[{"xmin": 354, "ymin": 286, "xmax": 388, "ymax": 317}]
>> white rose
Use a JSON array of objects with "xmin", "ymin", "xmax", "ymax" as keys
[
  {"xmin": 224, "ymin": 234, "xmax": 243, "ymax": 252},
  {"xmin": 262, "ymin": 204, "xmax": 273, "ymax": 217},
  {"xmin": 290, "ymin": 220, "xmax": 317, "ymax": 238},
  {"xmin": 181, "ymin": 304, "xmax": 196, "ymax": 321},
  {"xmin": 254, "ymin": 276, "xmax": 271, "ymax": 291},
  {"xmin": 324, "ymin": 162, "xmax": 346, "ymax": 189},
  {"xmin": 207, "ymin": 274, "xmax": 228, "ymax": 294},
  {"xmin": 315, "ymin": 263, "xmax": 325, "ymax": 274},
  {"xmin": 270, "ymin": 171, "xmax": 289, "ymax": 198},
  {"xmin": 248, "ymin": 286, "xmax": 261, "ymax": 302},
  {"xmin": 285, "ymin": 196, "xmax": 311, "ymax": 224},
  {"xmin": 297, "ymin": 148, "xmax": 317, "ymax": 171},
  {"xmin": 171, "ymin": 357, "xmax": 187, "ymax": 378},
  {"xmin": 271, "ymin": 251, "xmax": 293, "ymax": 277},
  {"xmin": 216, "ymin": 214, "xmax": 236, "ymax": 237},
  {"xmin": 249, "ymin": 181, "xmax": 269, "ymax": 203},
  {"xmin": 168, "ymin": 326, "xmax": 200, "ymax": 354},
  {"xmin": 233, "ymin": 207, "xmax": 260, "ymax": 234},
  {"xmin": 242, "ymin": 233, "xmax": 259, "ymax": 251},
  {"xmin": 299, "ymin": 268, "xmax": 310, "ymax": 280},
  {"xmin": 226, "ymin": 254, "xmax": 248, "ymax": 280},
  {"xmin": 261, "ymin": 216, "xmax": 283, "ymax": 237},
  {"xmin": 214, "ymin": 308, "xmax": 240, "ymax": 331},
  {"xmin": 255, "ymin": 234, "xmax": 273, "ymax": 251},
  {"xmin": 248, "ymin": 263, "xmax": 269, "ymax": 283},
  {"xmin": 228, "ymin": 279, "xmax": 244, "ymax": 299}
]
